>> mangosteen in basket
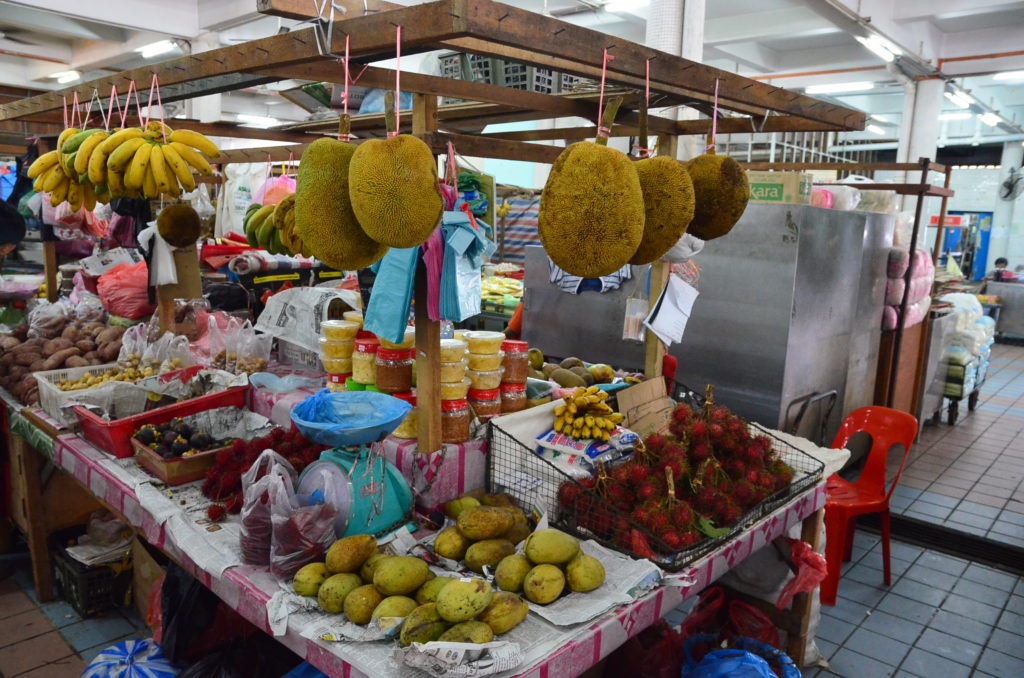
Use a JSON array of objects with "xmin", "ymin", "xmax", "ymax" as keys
[
  {"xmin": 171, "ymin": 441, "xmax": 190, "ymax": 456},
  {"xmin": 155, "ymin": 444, "xmax": 171, "ymax": 458},
  {"xmin": 190, "ymin": 431, "xmax": 213, "ymax": 450},
  {"xmin": 172, "ymin": 419, "xmax": 190, "ymax": 435},
  {"xmin": 163, "ymin": 430, "xmax": 179, "ymax": 446},
  {"xmin": 136, "ymin": 427, "xmax": 156, "ymax": 445}
]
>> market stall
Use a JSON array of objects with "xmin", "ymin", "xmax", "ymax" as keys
[{"xmin": 0, "ymin": 1, "xmax": 867, "ymax": 675}]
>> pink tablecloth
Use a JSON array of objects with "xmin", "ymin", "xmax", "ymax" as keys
[{"xmin": 379, "ymin": 436, "xmax": 488, "ymax": 513}]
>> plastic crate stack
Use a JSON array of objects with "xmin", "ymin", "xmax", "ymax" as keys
[{"xmin": 938, "ymin": 293, "xmax": 996, "ymax": 398}]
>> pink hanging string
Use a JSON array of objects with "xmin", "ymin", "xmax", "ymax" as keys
[
  {"xmin": 119, "ymin": 80, "xmax": 144, "ymax": 129},
  {"xmin": 596, "ymin": 48, "xmax": 615, "ymax": 139},
  {"xmin": 145, "ymin": 74, "xmax": 168, "ymax": 143},
  {"xmin": 706, "ymin": 78, "xmax": 720, "ymax": 153},
  {"xmin": 105, "ymin": 85, "xmax": 121, "ymax": 131},
  {"xmin": 390, "ymin": 24, "xmax": 401, "ymax": 138},
  {"xmin": 445, "ymin": 140, "xmax": 458, "ymax": 188}
]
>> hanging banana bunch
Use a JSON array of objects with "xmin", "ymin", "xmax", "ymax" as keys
[{"xmin": 30, "ymin": 120, "xmax": 221, "ymax": 209}]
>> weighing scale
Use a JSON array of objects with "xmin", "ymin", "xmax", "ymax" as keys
[{"xmin": 292, "ymin": 391, "xmax": 415, "ymax": 538}]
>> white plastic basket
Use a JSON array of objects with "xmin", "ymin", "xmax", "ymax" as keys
[{"xmin": 34, "ymin": 362, "xmax": 120, "ymax": 426}]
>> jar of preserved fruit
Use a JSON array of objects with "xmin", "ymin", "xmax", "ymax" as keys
[
  {"xmin": 501, "ymin": 340, "xmax": 529, "ymax": 383},
  {"xmin": 375, "ymin": 348, "xmax": 414, "ymax": 394},
  {"xmin": 441, "ymin": 398, "xmax": 470, "ymax": 444},
  {"xmin": 500, "ymin": 382, "xmax": 527, "ymax": 413},
  {"xmin": 352, "ymin": 337, "xmax": 380, "ymax": 385},
  {"xmin": 468, "ymin": 388, "xmax": 502, "ymax": 420},
  {"xmin": 391, "ymin": 391, "xmax": 418, "ymax": 439}
]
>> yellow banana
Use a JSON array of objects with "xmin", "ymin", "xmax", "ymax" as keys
[
  {"xmin": 57, "ymin": 127, "xmax": 79, "ymax": 152},
  {"xmin": 99, "ymin": 127, "xmax": 144, "ymax": 154},
  {"xmin": 554, "ymin": 417, "xmax": 564, "ymax": 432},
  {"xmin": 33, "ymin": 175, "xmax": 45, "ymax": 192},
  {"xmin": 143, "ymin": 120, "xmax": 172, "ymax": 140},
  {"xmin": 148, "ymin": 144, "xmax": 176, "ymax": 195},
  {"xmin": 168, "ymin": 142, "xmax": 213, "ymax": 175},
  {"xmin": 82, "ymin": 182, "xmax": 96, "ymax": 211},
  {"xmin": 167, "ymin": 129, "xmax": 219, "ymax": 157},
  {"xmin": 142, "ymin": 163, "xmax": 158, "ymax": 198},
  {"xmin": 27, "ymin": 151, "xmax": 59, "ymax": 179},
  {"xmin": 67, "ymin": 180, "xmax": 82, "ymax": 211},
  {"xmin": 125, "ymin": 142, "xmax": 153, "ymax": 191},
  {"xmin": 108, "ymin": 137, "xmax": 146, "ymax": 173},
  {"xmin": 107, "ymin": 168, "xmax": 125, "ymax": 197},
  {"xmin": 41, "ymin": 163, "xmax": 66, "ymax": 193},
  {"xmin": 74, "ymin": 130, "xmax": 108, "ymax": 175},
  {"xmin": 50, "ymin": 178, "xmax": 69, "ymax": 205},
  {"xmin": 88, "ymin": 144, "xmax": 110, "ymax": 185},
  {"xmin": 159, "ymin": 143, "xmax": 196, "ymax": 192}
]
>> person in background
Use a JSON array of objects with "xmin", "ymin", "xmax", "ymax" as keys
[
  {"xmin": 987, "ymin": 257, "xmax": 1019, "ymax": 282},
  {"xmin": 0, "ymin": 200, "xmax": 26, "ymax": 261}
]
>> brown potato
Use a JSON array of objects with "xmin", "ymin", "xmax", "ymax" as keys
[{"xmin": 41, "ymin": 347, "xmax": 80, "ymax": 371}]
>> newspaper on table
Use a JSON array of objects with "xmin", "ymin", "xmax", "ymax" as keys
[
  {"xmin": 254, "ymin": 287, "xmax": 362, "ymax": 353},
  {"xmin": 397, "ymin": 641, "xmax": 524, "ymax": 678},
  {"xmin": 65, "ymin": 535, "xmax": 132, "ymax": 566},
  {"xmin": 79, "ymin": 247, "xmax": 144, "ymax": 277},
  {"xmin": 163, "ymin": 486, "xmax": 246, "ymax": 576},
  {"xmin": 302, "ymin": 614, "xmax": 404, "ymax": 643},
  {"xmin": 268, "ymin": 588, "xmax": 324, "ymax": 636}
]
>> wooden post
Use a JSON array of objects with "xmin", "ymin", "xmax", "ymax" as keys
[
  {"xmin": 931, "ymin": 164, "xmax": 953, "ymax": 264},
  {"xmin": 412, "ymin": 92, "xmax": 443, "ymax": 455},
  {"xmin": 43, "ymin": 242, "xmax": 58, "ymax": 302},
  {"xmin": 155, "ymin": 245, "xmax": 203, "ymax": 334},
  {"xmin": 10, "ymin": 435, "xmax": 54, "ymax": 601},
  {"xmin": 644, "ymin": 261, "xmax": 669, "ymax": 379},
  {"xmin": 786, "ymin": 507, "xmax": 824, "ymax": 665}
]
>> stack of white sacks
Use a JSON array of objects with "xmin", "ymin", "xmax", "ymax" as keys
[{"xmin": 938, "ymin": 293, "xmax": 996, "ymax": 399}]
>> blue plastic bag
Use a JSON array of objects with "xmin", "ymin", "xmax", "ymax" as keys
[
  {"xmin": 363, "ymin": 246, "xmax": 419, "ymax": 344},
  {"xmin": 291, "ymin": 389, "xmax": 412, "ymax": 447},
  {"xmin": 83, "ymin": 639, "xmax": 177, "ymax": 678},
  {"xmin": 681, "ymin": 634, "xmax": 800, "ymax": 678}
]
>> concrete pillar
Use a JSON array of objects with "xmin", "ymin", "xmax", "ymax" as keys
[
  {"xmin": 989, "ymin": 141, "xmax": 1024, "ymax": 271},
  {"xmin": 897, "ymin": 78, "xmax": 943, "ymax": 239},
  {"xmin": 645, "ymin": 0, "xmax": 705, "ymax": 160}
]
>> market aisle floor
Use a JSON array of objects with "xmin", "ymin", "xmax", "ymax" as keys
[
  {"xmin": 887, "ymin": 342, "xmax": 1024, "ymax": 548},
  {"xmin": 808, "ymin": 531, "xmax": 1024, "ymax": 678},
  {"xmin": 0, "ymin": 564, "xmax": 146, "ymax": 678}
]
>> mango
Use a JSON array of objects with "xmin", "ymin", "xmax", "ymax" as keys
[
  {"xmin": 416, "ymin": 576, "xmax": 456, "ymax": 605},
  {"xmin": 587, "ymin": 364, "xmax": 615, "ymax": 384},
  {"xmin": 325, "ymin": 534, "xmax": 377, "ymax": 573},
  {"xmin": 464, "ymin": 539, "xmax": 515, "ymax": 574},
  {"xmin": 480, "ymin": 493, "xmax": 516, "ymax": 508},
  {"xmin": 399, "ymin": 603, "xmax": 449, "ymax": 647},
  {"xmin": 523, "ymin": 564, "xmax": 565, "ymax": 605},
  {"xmin": 433, "ymin": 526, "xmax": 472, "ymax": 561},
  {"xmin": 457, "ymin": 506, "xmax": 514, "ymax": 540},
  {"xmin": 494, "ymin": 554, "xmax": 532, "ymax": 592},
  {"xmin": 371, "ymin": 595, "xmax": 418, "ymax": 620},
  {"xmin": 438, "ymin": 621, "xmax": 494, "ymax": 644},
  {"xmin": 528, "ymin": 347, "xmax": 544, "ymax": 370},
  {"xmin": 374, "ymin": 556, "xmax": 431, "ymax": 596},
  {"xmin": 499, "ymin": 507, "xmax": 531, "ymax": 545},
  {"xmin": 359, "ymin": 552, "xmax": 391, "ymax": 584},
  {"xmin": 293, "ymin": 562, "xmax": 329, "ymax": 597},
  {"xmin": 478, "ymin": 592, "xmax": 529, "ymax": 635},
  {"xmin": 318, "ymin": 573, "xmax": 362, "ymax": 613},
  {"xmin": 566, "ymin": 553, "xmax": 606, "ymax": 592},
  {"xmin": 343, "ymin": 584, "xmax": 385, "ymax": 625},
  {"xmin": 444, "ymin": 496, "xmax": 480, "ymax": 520},
  {"xmin": 435, "ymin": 577, "xmax": 494, "ymax": 623},
  {"xmin": 524, "ymin": 528, "xmax": 580, "ymax": 565}
]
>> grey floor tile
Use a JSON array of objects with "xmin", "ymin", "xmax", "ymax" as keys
[
  {"xmin": 915, "ymin": 491, "xmax": 960, "ymax": 508},
  {"xmin": 871, "ymin": 541, "xmax": 923, "ymax": 563},
  {"xmin": 901, "ymin": 564, "xmax": 959, "ymax": 592},
  {"xmin": 990, "ymin": 520, "xmax": 1024, "ymax": 538},
  {"xmin": 898, "ymin": 647, "xmax": 971, "ymax": 678},
  {"xmin": 944, "ymin": 521, "xmax": 988, "ymax": 537},
  {"xmin": 828, "ymin": 647, "xmax": 897, "ymax": 678},
  {"xmin": 927, "ymin": 609, "xmax": 994, "ymax": 646},
  {"xmin": 950, "ymin": 578, "xmax": 1007, "ymax": 608},
  {"xmin": 846, "ymin": 563, "xmax": 891, "ymax": 588},
  {"xmin": 876, "ymin": 594, "xmax": 937, "ymax": 625},
  {"xmin": 860, "ymin": 610, "xmax": 924, "ymax": 645},
  {"xmin": 1005, "ymin": 595, "xmax": 1024, "ymax": 616},
  {"xmin": 915, "ymin": 551, "xmax": 969, "ymax": 576},
  {"xmin": 892, "ymin": 486, "xmax": 922, "ymax": 500},
  {"xmin": 957, "ymin": 501, "xmax": 1002, "ymax": 519},
  {"xmin": 838, "ymin": 579, "xmax": 889, "ymax": 607},
  {"xmin": 943, "ymin": 510, "xmax": 995, "ymax": 530},
  {"xmin": 977, "ymin": 647, "xmax": 1024, "ymax": 677},
  {"xmin": 817, "ymin": 614, "xmax": 857, "ymax": 644},
  {"xmin": 844, "ymin": 627, "xmax": 910, "ymax": 667},
  {"xmin": 859, "ymin": 552, "xmax": 913, "ymax": 577},
  {"xmin": 999, "ymin": 510, "xmax": 1024, "ymax": 526},
  {"xmin": 905, "ymin": 502, "xmax": 953, "ymax": 520},
  {"xmin": 962, "ymin": 563, "xmax": 1020, "ymax": 592},
  {"xmin": 890, "ymin": 496, "xmax": 913, "ymax": 512},
  {"xmin": 889, "ymin": 577, "xmax": 949, "ymax": 607},
  {"xmin": 912, "ymin": 628, "xmax": 983, "ymax": 667},
  {"xmin": 940, "ymin": 594, "xmax": 1002, "ymax": 625},
  {"xmin": 822, "ymin": 597, "xmax": 873, "ymax": 625},
  {"xmin": 988, "ymin": 628, "xmax": 1024, "ymax": 660},
  {"xmin": 815, "ymin": 638, "xmax": 839, "ymax": 660},
  {"xmin": 997, "ymin": 609, "xmax": 1024, "ymax": 635}
]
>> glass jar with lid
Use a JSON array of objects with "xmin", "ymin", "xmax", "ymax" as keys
[
  {"xmin": 352, "ymin": 337, "xmax": 380, "ymax": 385},
  {"xmin": 500, "ymin": 382, "xmax": 527, "ymax": 413},
  {"xmin": 376, "ymin": 348, "xmax": 414, "ymax": 394},
  {"xmin": 441, "ymin": 398, "xmax": 471, "ymax": 444},
  {"xmin": 391, "ymin": 391, "xmax": 418, "ymax": 439},
  {"xmin": 501, "ymin": 340, "xmax": 529, "ymax": 383},
  {"xmin": 468, "ymin": 388, "xmax": 502, "ymax": 420}
]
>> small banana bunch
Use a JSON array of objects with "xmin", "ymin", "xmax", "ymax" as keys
[
  {"xmin": 553, "ymin": 386, "xmax": 624, "ymax": 441},
  {"xmin": 244, "ymin": 195, "xmax": 308, "ymax": 257},
  {"xmin": 27, "ymin": 121, "xmax": 220, "ymax": 208}
]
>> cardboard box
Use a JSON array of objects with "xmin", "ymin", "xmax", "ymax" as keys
[
  {"xmin": 746, "ymin": 171, "xmax": 813, "ymax": 205},
  {"xmin": 131, "ymin": 537, "xmax": 167, "ymax": 627},
  {"xmin": 615, "ymin": 378, "xmax": 676, "ymax": 437}
]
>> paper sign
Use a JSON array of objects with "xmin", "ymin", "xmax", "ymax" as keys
[
  {"xmin": 616, "ymin": 378, "xmax": 675, "ymax": 436},
  {"xmin": 643, "ymin": 275, "xmax": 699, "ymax": 346}
]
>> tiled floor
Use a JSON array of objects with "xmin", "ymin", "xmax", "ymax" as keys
[
  {"xmin": 0, "ymin": 565, "xmax": 147, "ymax": 678},
  {"xmin": 887, "ymin": 343, "xmax": 1024, "ymax": 548},
  {"xmin": 808, "ymin": 531, "xmax": 1024, "ymax": 678}
]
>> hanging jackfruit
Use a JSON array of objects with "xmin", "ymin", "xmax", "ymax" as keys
[
  {"xmin": 685, "ymin": 150, "xmax": 749, "ymax": 241},
  {"xmin": 348, "ymin": 134, "xmax": 443, "ymax": 248},
  {"xmin": 157, "ymin": 204, "xmax": 201, "ymax": 247},
  {"xmin": 630, "ymin": 156, "xmax": 695, "ymax": 264},
  {"xmin": 296, "ymin": 137, "xmax": 388, "ymax": 269},
  {"xmin": 538, "ymin": 97, "xmax": 644, "ymax": 277}
]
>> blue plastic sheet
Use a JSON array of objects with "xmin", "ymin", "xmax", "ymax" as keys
[
  {"xmin": 681, "ymin": 635, "xmax": 800, "ymax": 678},
  {"xmin": 440, "ymin": 209, "xmax": 495, "ymax": 322},
  {"xmin": 291, "ymin": 389, "xmax": 412, "ymax": 447},
  {"xmin": 363, "ymin": 246, "xmax": 419, "ymax": 345},
  {"xmin": 83, "ymin": 639, "xmax": 177, "ymax": 678}
]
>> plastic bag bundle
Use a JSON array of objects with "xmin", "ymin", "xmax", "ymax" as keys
[
  {"xmin": 270, "ymin": 463, "xmax": 341, "ymax": 578},
  {"xmin": 26, "ymin": 299, "xmax": 73, "ymax": 339},
  {"xmin": 240, "ymin": 450, "xmax": 297, "ymax": 566},
  {"xmin": 97, "ymin": 261, "xmax": 155, "ymax": 320},
  {"xmin": 681, "ymin": 634, "xmax": 800, "ymax": 678}
]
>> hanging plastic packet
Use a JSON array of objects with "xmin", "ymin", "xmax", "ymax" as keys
[{"xmin": 622, "ymin": 272, "xmax": 647, "ymax": 342}]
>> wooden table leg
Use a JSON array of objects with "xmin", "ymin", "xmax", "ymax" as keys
[
  {"xmin": 10, "ymin": 435, "xmax": 54, "ymax": 601},
  {"xmin": 786, "ymin": 507, "xmax": 824, "ymax": 666}
]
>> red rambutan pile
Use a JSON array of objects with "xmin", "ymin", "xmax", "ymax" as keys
[
  {"xmin": 558, "ymin": 481, "xmax": 582, "ymax": 507},
  {"xmin": 611, "ymin": 464, "xmax": 632, "ymax": 486},
  {"xmin": 709, "ymin": 405, "xmax": 731, "ymax": 422},
  {"xmin": 658, "ymin": 528, "xmax": 685, "ymax": 551},
  {"xmin": 732, "ymin": 480, "xmax": 758, "ymax": 509},
  {"xmin": 636, "ymin": 477, "xmax": 664, "ymax": 501},
  {"xmin": 627, "ymin": 463, "xmax": 650, "ymax": 485},
  {"xmin": 207, "ymin": 504, "xmax": 226, "ymax": 522},
  {"xmin": 225, "ymin": 494, "xmax": 243, "ymax": 514},
  {"xmin": 690, "ymin": 420, "xmax": 708, "ymax": 438},
  {"xmin": 670, "ymin": 501, "xmax": 694, "ymax": 528},
  {"xmin": 715, "ymin": 498, "xmax": 743, "ymax": 526},
  {"xmin": 690, "ymin": 442, "xmax": 713, "ymax": 463},
  {"xmin": 645, "ymin": 433, "xmax": 668, "ymax": 454}
]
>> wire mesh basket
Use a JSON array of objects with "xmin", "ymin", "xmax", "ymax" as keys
[{"xmin": 486, "ymin": 385, "xmax": 824, "ymax": 571}]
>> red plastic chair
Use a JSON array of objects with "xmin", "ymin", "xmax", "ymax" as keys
[{"xmin": 821, "ymin": 406, "xmax": 917, "ymax": 606}]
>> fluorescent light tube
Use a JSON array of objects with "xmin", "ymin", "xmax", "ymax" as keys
[
  {"xmin": 136, "ymin": 40, "xmax": 176, "ymax": 59},
  {"xmin": 237, "ymin": 114, "xmax": 280, "ymax": 128},
  {"xmin": 977, "ymin": 112, "xmax": 1002, "ymax": 127},
  {"xmin": 938, "ymin": 112, "xmax": 973, "ymax": 121},
  {"xmin": 866, "ymin": 124, "xmax": 886, "ymax": 135},
  {"xmin": 805, "ymin": 81, "xmax": 874, "ymax": 94}
]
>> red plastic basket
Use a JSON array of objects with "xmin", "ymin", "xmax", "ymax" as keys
[{"xmin": 73, "ymin": 383, "xmax": 249, "ymax": 459}]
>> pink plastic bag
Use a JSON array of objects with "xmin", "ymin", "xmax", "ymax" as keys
[
  {"xmin": 253, "ymin": 175, "xmax": 296, "ymax": 206},
  {"xmin": 776, "ymin": 538, "xmax": 827, "ymax": 609},
  {"xmin": 97, "ymin": 261, "xmax": 155, "ymax": 319}
]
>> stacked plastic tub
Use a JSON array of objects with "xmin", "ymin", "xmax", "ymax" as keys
[{"xmin": 938, "ymin": 293, "xmax": 996, "ymax": 402}]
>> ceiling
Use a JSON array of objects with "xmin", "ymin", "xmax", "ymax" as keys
[{"xmin": 0, "ymin": 0, "xmax": 1023, "ymax": 154}]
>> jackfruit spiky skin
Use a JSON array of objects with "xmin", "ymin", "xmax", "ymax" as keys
[
  {"xmin": 348, "ymin": 134, "xmax": 443, "ymax": 248},
  {"xmin": 539, "ymin": 141, "xmax": 644, "ymax": 277},
  {"xmin": 296, "ymin": 138, "xmax": 388, "ymax": 270},
  {"xmin": 630, "ymin": 156, "xmax": 695, "ymax": 264},
  {"xmin": 685, "ymin": 151, "xmax": 749, "ymax": 241},
  {"xmin": 156, "ymin": 204, "xmax": 201, "ymax": 247}
]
